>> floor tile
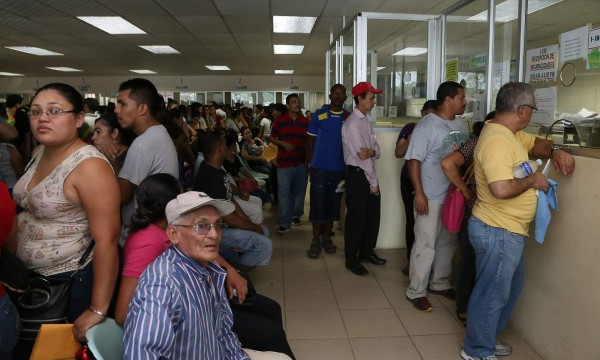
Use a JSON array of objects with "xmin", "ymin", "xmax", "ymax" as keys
[
  {"xmin": 395, "ymin": 308, "xmax": 464, "ymax": 336},
  {"xmin": 499, "ymin": 330, "xmax": 544, "ymax": 360},
  {"xmin": 382, "ymin": 286, "xmax": 444, "ymax": 309},
  {"xmin": 328, "ymin": 269, "xmax": 379, "ymax": 288},
  {"xmin": 251, "ymin": 270, "xmax": 284, "ymax": 291},
  {"xmin": 369, "ymin": 265, "xmax": 410, "ymax": 287},
  {"xmin": 288, "ymin": 338, "xmax": 354, "ymax": 360},
  {"xmin": 334, "ymin": 287, "xmax": 391, "ymax": 310},
  {"xmin": 285, "ymin": 310, "xmax": 347, "ymax": 340},
  {"xmin": 283, "ymin": 255, "xmax": 326, "ymax": 271},
  {"xmin": 284, "ymin": 270, "xmax": 331, "ymax": 289},
  {"xmin": 341, "ymin": 308, "xmax": 407, "ymax": 338},
  {"xmin": 285, "ymin": 288, "xmax": 338, "ymax": 311},
  {"xmin": 411, "ymin": 334, "xmax": 464, "ymax": 360},
  {"xmin": 253, "ymin": 256, "xmax": 283, "ymax": 272},
  {"xmin": 351, "ymin": 336, "xmax": 422, "ymax": 360},
  {"xmin": 323, "ymin": 254, "xmax": 346, "ymax": 269}
]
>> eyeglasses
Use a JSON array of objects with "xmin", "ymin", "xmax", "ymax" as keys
[
  {"xmin": 172, "ymin": 221, "xmax": 228, "ymax": 235},
  {"xmin": 28, "ymin": 108, "xmax": 77, "ymax": 118},
  {"xmin": 520, "ymin": 104, "xmax": 538, "ymax": 113}
]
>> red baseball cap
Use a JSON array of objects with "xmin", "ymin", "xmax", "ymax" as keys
[{"xmin": 351, "ymin": 82, "xmax": 383, "ymax": 97}]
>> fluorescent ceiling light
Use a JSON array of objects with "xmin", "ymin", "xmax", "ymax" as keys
[
  {"xmin": 139, "ymin": 45, "xmax": 180, "ymax": 54},
  {"xmin": 273, "ymin": 16, "xmax": 317, "ymax": 34},
  {"xmin": 130, "ymin": 69, "xmax": 157, "ymax": 74},
  {"xmin": 206, "ymin": 65, "xmax": 231, "ymax": 71},
  {"xmin": 377, "ymin": 67, "xmax": 386, "ymax": 71},
  {"xmin": 467, "ymin": 0, "xmax": 563, "ymax": 22},
  {"xmin": 275, "ymin": 70, "xmax": 294, "ymax": 74},
  {"xmin": 77, "ymin": 16, "xmax": 145, "ymax": 34},
  {"xmin": 274, "ymin": 45, "xmax": 304, "ymax": 55},
  {"xmin": 393, "ymin": 47, "xmax": 427, "ymax": 56},
  {"xmin": 5, "ymin": 46, "xmax": 62, "ymax": 56},
  {"xmin": 46, "ymin": 67, "xmax": 82, "ymax": 72},
  {"xmin": 0, "ymin": 72, "xmax": 24, "ymax": 76}
]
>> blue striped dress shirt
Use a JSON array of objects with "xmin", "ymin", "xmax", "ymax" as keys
[{"xmin": 124, "ymin": 246, "xmax": 249, "ymax": 360}]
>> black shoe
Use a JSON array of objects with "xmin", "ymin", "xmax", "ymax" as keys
[
  {"xmin": 360, "ymin": 253, "xmax": 387, "ymax": 265},
  {"xmin": 292, "ymin": 217, "xmax": 301, "ymax": 226},
  {"xmin": 345, "ymin": 263, "xmax": 369, "ymax": 276},
  {"xmin": 307, "ymin": 241, "xmax": 321, "ymax": 259}
]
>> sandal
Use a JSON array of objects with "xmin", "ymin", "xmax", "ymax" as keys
[
  {"xmin": 456, "ymin": 311, "xmax": 467, "ymax": 327},
  {"xmin": 321, "ymin": 237, "xmax": 337, "ymax": 254},
  {"xmin": 307, "ymin": 241, "xmax": 321, "ymax": 259}
]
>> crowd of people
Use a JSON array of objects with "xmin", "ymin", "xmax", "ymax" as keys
[{"xmin": 0, "ymin": 78, "xmax": 576, "ymax": 360}]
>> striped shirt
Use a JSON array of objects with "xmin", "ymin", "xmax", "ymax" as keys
[
  {"xmin": 124, "ymin": 246, "xmax": 249, "ymax": 360},
  {"xmin": 271, "ymin": 112, "xmax": 309, "ymax": 168}
]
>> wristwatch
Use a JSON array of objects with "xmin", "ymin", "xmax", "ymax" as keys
[{"xmin": 550, "ymin": 145, "xmax": 561, "ymax": 157}]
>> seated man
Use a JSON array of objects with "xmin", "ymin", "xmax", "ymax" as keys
[
  {"xmin": 124, "ymin": 192, "xmax": 290, "ymax": 360},
  {"xmin": 194, "ymin": 132, "xmax": 272, "ymax": 268}
]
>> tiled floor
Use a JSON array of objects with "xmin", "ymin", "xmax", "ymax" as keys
[{"xmin": 250, "ymin": 204, "xmax": 543, "ymax": 360}]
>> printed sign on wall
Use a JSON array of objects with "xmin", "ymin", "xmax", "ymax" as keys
[{"xmin": 525, "ymin": 45, "xmax": 559, "ymax": 83}]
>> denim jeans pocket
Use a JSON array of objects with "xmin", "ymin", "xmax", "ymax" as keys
[{"xmin": 468, "ymin": 217, "xmax": 489, "ymax": 254}]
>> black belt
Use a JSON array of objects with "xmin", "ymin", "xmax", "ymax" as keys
[{"xmin": 346, "ymin": 165, "xmax": 363, "ymax": 172}]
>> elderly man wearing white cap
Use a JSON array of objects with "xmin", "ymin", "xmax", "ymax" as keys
[{"xmin": 124, "ymin": 192, "xmax": 291, "ymax": 360}]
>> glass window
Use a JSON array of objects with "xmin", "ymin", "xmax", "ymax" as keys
[
  {"xmin": 342, "ymin": 26, "xmax": 355, "ymax": 112},
  {"xmin": 258, "ymin": 92, "xmax": 275, "ymax": 106},
  {"xmin": 207, "ymin": 92, "xmax": 224, "ymax": 104},
  {"xmin": 231, "ymin": 92, "xmax": 256, "ymax": 107}
]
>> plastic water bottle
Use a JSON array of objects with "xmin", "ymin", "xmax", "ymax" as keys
[{"xmin": 512, "ymin": 159, "xmax": 543, "ymax": 178}]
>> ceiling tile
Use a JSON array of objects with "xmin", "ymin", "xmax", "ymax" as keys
[
  {"xmin": 224, "ymin": 16, "xmax": 272, "ymax": 33},
  {"xmin": 176, "ymin": 16, "xmax": 229, "ymax": 34},
  {"xmin": 271, "ymin": 0, "xmax": 324, "ymax": 16},
  {"xmin": 214, "ymin": 0, "xmax": 269, "ymax": 16}
]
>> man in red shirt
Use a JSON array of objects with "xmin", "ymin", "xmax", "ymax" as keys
[{"xmin": 270, "ymin": 94, "xmax": 310, "ymax": 234}]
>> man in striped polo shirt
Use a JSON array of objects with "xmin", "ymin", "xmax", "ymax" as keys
[{"xmin": 270, "ymin": 94, "xmax": 310, "ymax": 235}]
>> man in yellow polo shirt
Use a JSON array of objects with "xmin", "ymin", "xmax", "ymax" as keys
[{"xmin": 461, "ymin": 82, "xmax": 575, "ymax": 360}]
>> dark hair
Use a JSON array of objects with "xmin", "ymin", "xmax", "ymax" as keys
[
  {"xmin": 232, "ymin": 108, "xmax": 242, "ymax": 119},
  {"xmin": 95, "ymin": 113, "xmax": 136, "ymax": 146},
  {"xmin": 6, "ymin": 94, "xmax": 24, "ymax": 108},
  {"xmin": 436, "ymin": 81, "xmax": 464, "ymax": 104},
  {"xmin": 32, "ymin": 83, "xmax": 84, "ymax": 113},
  {"xmin": 84, "ymin": 97, "xmax": 100, "ymax": 112},
  {"xmin": 197, "ymin": 131, "xmax": 224, "ymax": 157},
  {"xmin": 495, "ymin": 82, "xmax": 534, "ymax": 114},
  {"xmin": 353, "ymin": 92, "xmax": 367, "ymax": 105},
  {"xmin": 0, "ymin": 103, "xmax": 7, "ymax": 118},
  {"xmin": 421, "ymin": 100, "xmax": 437, "ymax": 112},
  {"xmin": 130, "ymin": 173, "xmax": 181, "ymax": 232},
  {"xmin": 472, "ymin": 121, "xmax": 484, "ymax": 137},
  {"xmin": 484, "ymin": 111, "xmax": 496, "ymax": 121},
  {"xmin": 285, "ymin": 93, "xmax": 299, "ymax": 104},
  {"xmin": 118, "ymin": 78, "xmax": 163, "ymax": 117},
  {"xmin": 225, "ymin": 130, "xmax": 239, "ymax": 148},
  {"xmin": 169, "ymin": 108, "xmax": 183, "ymax": 120},
  {"xmin": 273, "ymin": 103, "xmax": 287, "ymax": 116},
  {"xmin": 330, "ymin": 83, "xmax": 346, "ymax": 94}
]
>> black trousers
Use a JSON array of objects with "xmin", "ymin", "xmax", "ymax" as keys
[
  {"xmin": 454, "ymin": 207, "xmax": 476, "ymax": 314},
  {"xmin": 232, "ymin": 294, "xmax": 295, "ymax": 359},
  {"xmin": 344, "ymin": 166, "xmax": 381, "ymax": 266},
  {"xmin": 400, "ymin": 175, "xmax": 415, "ymax": 262}
]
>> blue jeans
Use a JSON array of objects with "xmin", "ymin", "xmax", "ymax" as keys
[
  {"xmin": 220, "ymin": 227, "xmax": 273, "ymax": 266},
  {"xmin": 0, "ymin": 294, "xmax": 20, "ymax": 359},
  {"xmin": 463, "ymin": 216, "xmax": 525, "ymax": 358},
  {"xmin": 277, "ymin": 164, "xmax": 308, "ymax": 228}
]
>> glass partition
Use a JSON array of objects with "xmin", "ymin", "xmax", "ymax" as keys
[
  {"xmin": 342, "ymin": 24, "xmax": 355, "ymax": 112},
  {"xmin": 258, "ymin": 92, "xmax": 275, "ymax": 106},
  {"xmin": 231, "ymin": 91, "xmax": 256, "ymax": 107}
]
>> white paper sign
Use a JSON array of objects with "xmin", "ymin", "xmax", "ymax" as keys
[
  {"xmin": 530, "ymin": 87, "xmax": 557, "ymax": 125},
  {"xmin": 560, "ymin": 26, "xmax": 588, "ymax": 62},
  {"xmin": 472, "ymin": 93, "xmax": 487, "ymax": 122},
  {"xmin": 388, "ymin": 106, "xmax": 397, "ymax": 117},
  {"xmin": 525, "ymin": 45, "xmax": 559, "ymax": 83}
]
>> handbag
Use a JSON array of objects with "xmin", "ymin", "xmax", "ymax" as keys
[
  {"xmin": 8, "ymin": 243, "xmax": 94, "ymax": 341},
  {"xmin": 237, "ymin": 177, "xmax": 259, "ymax": 192},
  {"xmin": 442, "ymin": 163, "xmax": 474, "ymax": 234}
]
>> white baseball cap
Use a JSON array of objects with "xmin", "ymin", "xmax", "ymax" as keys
[{"xmin": 165, "ymin": 191, "xmax": 235, "ymax": 225}]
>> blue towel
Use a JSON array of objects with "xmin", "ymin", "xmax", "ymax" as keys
[{"xmin": 535, "ymin": 179, "xmax": 558, "ymax": 244}]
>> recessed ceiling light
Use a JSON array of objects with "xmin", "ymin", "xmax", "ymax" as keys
[
  {"xmin": 0, "ymin": 72, "xmax": 24, "ymax": 76},
  {"xmin": 467, "ymin": 0, "xmax": 563, "ymax": 22},
  {"xmin": 377, "ymin": 67, "xmax": 386, "ymax": 71},
  {"xmin": 46, "ymin": 67, "xmax": 82, "ymax": 72},
  {"xmin": 5, "ymin": 46, "xmax": 63, "ymax": 56},
  {"xmin": 392, "ymin": 47, "xmax": 428, "ymax": 56},
  {"xmin": 275, "ymin": 70, "xmax": 294, "ymax": 74},
  {"xmin": 273, "ymin": 16, "xmax": 317, "ymax": 34},
  {"xmin": 274, "ymin": 45, "xmax": 304, "ymax": 55},
  {"xmin": 130, "ymin": 69, "xmax": 157, "ymax": 74},
  {"xmin": 206, "ymin": 65, "xmax": 231, "ymax": 71},
  {"xmin": 77, "ymin": 16, "xmax": 146, "ymax": 34},
  {"xmin": 139, "ymin": 45, "xmax": 180, "ymax": 54}
]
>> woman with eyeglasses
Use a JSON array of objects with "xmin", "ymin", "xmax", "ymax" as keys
[
  {"xmin": 114, "ymin": 174, "xmax": 295, "ymax": 359},
  {"xmin": 11, "ymin": 83, "xmax": 121, "ymax": 343}
]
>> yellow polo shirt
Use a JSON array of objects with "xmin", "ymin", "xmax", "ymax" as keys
[{"xmin": 472, "ymin": 123, "xmax": 537, "ymax": 236}]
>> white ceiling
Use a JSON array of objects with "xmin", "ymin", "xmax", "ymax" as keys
[{"xmin": 0, "ymin": 0, "xmax": 456, "ymax": 77}]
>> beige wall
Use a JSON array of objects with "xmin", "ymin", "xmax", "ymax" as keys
[{"xmin": 510, "ymin": 155, "xmax": 600, "ymax": 359}]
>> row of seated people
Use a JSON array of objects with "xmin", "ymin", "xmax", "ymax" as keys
[{"xmin": 0, "ymin": 80, "xmax": 295, "ymax": 359}]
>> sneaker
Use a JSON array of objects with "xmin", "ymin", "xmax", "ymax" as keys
[
  {"xmin": 292, "ymin": 217, "xmax": 301, "ymax": 226},
  {"xmin": 494, "ymin": 340, "xmax": 512, "ymax": 356},
  {"xmin": 306, "ymin": 242, "xmax": 321, "ymax": 259},
  {"xmin": 277, "ymin": 226, "xmax": 290, "ymax": 235},
  {"xmin": 320, "ymin": 237, "xmax": 337, "ymax": 254},
  {"xmin": 427, "ymin": 287, "xmax": 456, "ymax": 300},
  {"xmin": 401, "ymin": 264, "xmax": 409, "ymax": 276},
  {"xmin": 460, "ymin": 349, "xmax": 499, "ymax": 360},
  {"xmin": 406, "ymin": 296, "xmax": 433, "ymax": 312}
]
